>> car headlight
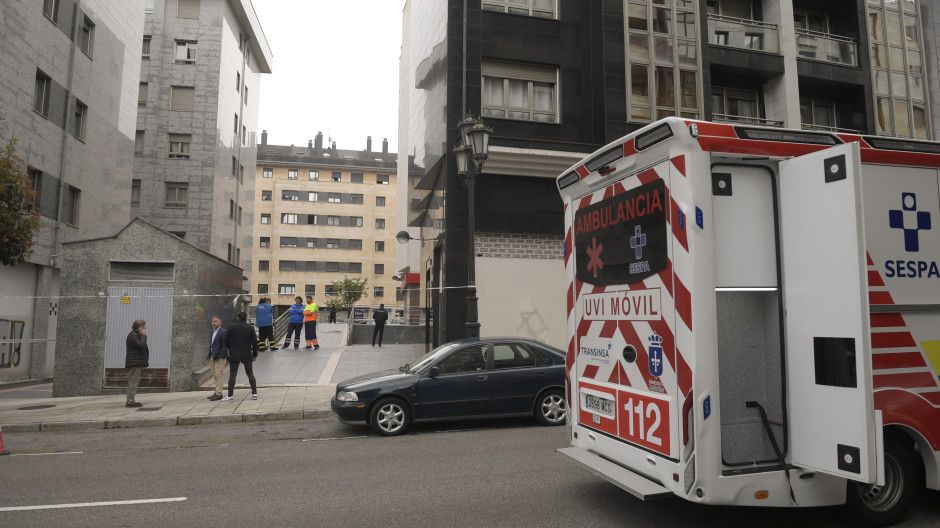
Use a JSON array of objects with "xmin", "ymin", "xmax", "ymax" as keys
[{"xmin": 336, "ymin": 391, "xmax": 358, "ymax": 402}]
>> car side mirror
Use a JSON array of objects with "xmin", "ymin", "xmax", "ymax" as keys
[{"xmin": 428, "ymin": 367, "xmax": 440, "ymax": 378}]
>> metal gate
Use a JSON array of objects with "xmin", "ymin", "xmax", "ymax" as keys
[{"xmin": 103, "ymin": 287, "xmax": 173, "ymax": 388}]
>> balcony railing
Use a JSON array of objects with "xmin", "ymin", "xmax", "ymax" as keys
[
  {"xmin": 801, "ymin": 123, "xmax": 861, "ymax": 134},
  {"xmin": 713, "ymin": 113, "xmax": 784, "ymax": 127},
  {"xmin": 795, "ymin": 29, "xmax": 858, "ymax": 67},
  {"xmin": 708, "ymin": 14, "xmax": 779, "ymax": 54}
]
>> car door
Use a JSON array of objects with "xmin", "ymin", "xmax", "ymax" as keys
[
  {"xmin": 417, "ymin": 343, "xmax": 490, "ymax": 418},
  {"xmin": 487, "ymin": 342, "xmax": 549, "ymax": 414}
]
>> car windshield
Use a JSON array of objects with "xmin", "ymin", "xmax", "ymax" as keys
[{"xmin": 405, "ymin": 342, "xmax": 462, "ymax": 373}]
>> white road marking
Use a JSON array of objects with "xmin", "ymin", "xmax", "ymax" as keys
[
  {"xmin": 12, "ymin": 451, "xmax": 83, "ymax": 456},
  {"xmin": 0, "ymin": 497, "xmax": 187, "ymax": 512}
]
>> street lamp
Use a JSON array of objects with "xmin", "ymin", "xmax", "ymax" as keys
[{"xmin": 453, "ymin": 115, "xmax": 492, "ymax": 338}]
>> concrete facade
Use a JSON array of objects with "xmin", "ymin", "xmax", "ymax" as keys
[
  {"xmin": 53, "ymin": 218, "xmax": 244, "ymax": 396},
  {"xmin": 0, "ymin": 0, "xmax": 144, "ymax": 383},
  {"xmin": 132, "ymin": 0, "xmax": 271, "ymax": 278}
]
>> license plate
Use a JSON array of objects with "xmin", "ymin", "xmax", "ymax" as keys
[{"xmin": 585, "ymin": 393, "xmax": 614, "ymax": 417}]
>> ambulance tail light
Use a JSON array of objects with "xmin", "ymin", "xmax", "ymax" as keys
[
  {"xmin": 585, "ymin": 145, "xmax": 624, "ymax": 174},
  {"xmin": 684, "ymin": 454, "xmax": 696, "ymax": 494}
]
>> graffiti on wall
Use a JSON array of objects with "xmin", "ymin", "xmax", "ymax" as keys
[{"xmin": 0, "ymin": 319, "xmax": 25, "ymax": 369}]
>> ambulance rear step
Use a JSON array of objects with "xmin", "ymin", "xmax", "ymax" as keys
[{"xmin": 557, "ymin": 447, "xmax": 673, "ymax": 500}]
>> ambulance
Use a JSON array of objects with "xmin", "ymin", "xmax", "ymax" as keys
[{"xmin": 554, "ymin": 117, "xmax": 940, "ymax": 526}]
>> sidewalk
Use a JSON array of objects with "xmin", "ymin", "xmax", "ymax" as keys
[{"xmin": 0, "ymin": 339, "xmax": 424, "ymax": 434}]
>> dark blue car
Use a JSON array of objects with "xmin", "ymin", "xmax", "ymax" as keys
[{"xmin": 330, "ymin": 337, "xmax": 568, "ymax": 436}]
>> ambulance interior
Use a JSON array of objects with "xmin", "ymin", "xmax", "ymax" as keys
[{"xmin": 711, "ymin": 163, "xmax": 787, "ymax": 468}]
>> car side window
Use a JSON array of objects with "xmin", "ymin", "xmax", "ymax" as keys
[
  {"xmin": 493, "ymin": 343, "xmax": 534, "ymax": 370},
  {"xmin": 436, "ymin": 345, "xmax": 487, "ymax": 374},
  {"xmin": 529, "ymin": 346, "xmax": 555, "ymax": 366}
]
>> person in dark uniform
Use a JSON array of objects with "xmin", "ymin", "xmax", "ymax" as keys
[
  {"xmin": 125, "ymin": 319, "xmax": 149, "ymax": 407},
  {"xmin": 372, "ymin": 303, "xmax": 388, "ymax": 347},
  {"xmin": 222, "ymin": 311, "xmax": 259, "ymax": 401}
]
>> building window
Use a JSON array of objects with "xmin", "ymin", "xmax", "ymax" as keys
[
  {"xmin": 353, "ymin": 217, "xmax": 363, "ymax": 227},
  {"xmin": 72, "ymin": 100, "xmax": 88, "ymax": 140},
  {"xmin": 374, "ymin": 286, "xmax": 384, "ymax": 298},
  {"xmin": 351, "ymin": 194, "xmax": 363, "ymax": 204},
  {"xmin": 349, "ymin": 262, "xmax": 362, "ymax": 273},
  {"xmin": 258, "ymin": 260, "xmax": 269, "ymax": 271},
  {"xmin": 375, "ymin": 241, "xmax": 385, "ymax": 252},
  {"xmin": 280, "ymin": 237, "xmax": 298, "ymax": 248},
  {"xmin": 308, "ymin": 191, "xmax": 318, "ymax": 202},
  {"xmin": 242, "ymin": 125, "xmax": 247, "ymax": 145},
  {"xmin": 712, "ymin": 87, "xmax": 760, "ymax": 123},
  {"xmin": 306, "ymin": 238, "xmax": 316, "ymax": 248},
  {"xmin": 138, "ymin": 83, "xmax": 148, "ymax": 106},
  {"xmin": 233, "ymin": 113, "xmax": 239, "ymax": 134},
  {"xmin": 236, "ymin": 71, "xmax": 240, "ymax": 92},
  {"xmin": 282, "ymin": 190, "xmax": 299, "ymax": 201},
  {"xmin": 327, "ymin": 216, "xmax": 340, "ymax": 226},
  {"xmin": 482, "ymin": 61, "xmax": 558, "ymax": 123},
  {"xmin": 79, "ymin": 16, "xmax": 95, "ymax": 57},
  {"xmin": 331, "ymin": 171, "xmax": 341, "ymax": 182},
  {"xmin": 175, "ymin": 40, "xmax": 197, "ymax": 63},
  {"xmin": 258, "ymin": 284, "xmax": 269, "ymax": 294},
  {"xmin": 328, "ymin": 193, "xmax": 341, "ymax": 203},
  {"xmin": 34, "ymin": 71, "xmax": 51, "ymax": 117},
  {"xmin": 244, "ymin": 85, "xmax": 248, "ymax": 104},
  {"xmin": 482, "ymin": 0, "xmax": 555, "ymax": 18},
  {"xmin": 305, "ymin": 285, "xmax": 316, "ymax": 296},
  {"xmin": 61, "ymin": 186, "xmax": 80, "ymax": 225},
  {"xmin": 134, "ymin": 131, "xmax": 145, "ymax": 156},
  {"xmin": 131, "ymin": 179, "xmax": 141, "ymax": 207},
  {"xmin": 231, "ymin": 156, "xmax": 238, "ymax": 176},
  {"xmin": 229, "ymin": 199, "xmax": 235, "ymax": 219},
  {"xmin": 261, "ymin": 190, "xmax": 271, "ymax": 201},
  {"xmin": 279, "ymin": 261, "xmax": 296, "ymax": 272},
  {"xmin": 351, "ymin": 173, "xmax": 363, "ymax": 183},
  {"xmin": 237, "ymin": 206, "xmax": 242, "ymax": 225},
  {"xmin": 325, "ymin": 262, "xmax": 339, "ymax": 272},
  {"xmin": 142, "ymin": 36, "xmax": 151, "ymax": 59},
  {"xmin": 309, "ymin": 170, "xmax": 319, "ymax": 181},
  {"xmin": 170, "ymin": 86, "xmax": 195, "ymax": 111},
  {"xmin": 800, "ymin": 98, "xmax": 838, "ymax": 131},
  {"xmin": 146, "ymin": 0, "xmax": 154, "ymax": 13},
  {"xmin": 376, "ymin": 196, "xmax": 386, "ymax": 207},
  {"xmin": 350, "ymin": 239, "xmax": 362, "ymax": 250},
  {"xmin": 325, "ymin": 285, "xmax": 336, "ymax": 296},
  {"xmin": 376, "ymin": 174, "xmax": 389, "ymax": 185},
  {"xmin": 168, "ymin": 134, "xmax": 192, "ymax": 159},
  {"xmin": 260, "ymin": 214, "xmax": 270, "ymax": 224},
  {"xmin": 177, "ymin": 0, "xmax": 200, "ymax": 19},
  {"xmin": 164, "ymin": 182, "xmax": 188, "ymax": 208},
  {"xmin": 288, "ymin": 169, "xmax": 298, "ymax": 180},
  {"xmin": 43, "ymin": 0, "xmax": 58, "ymax": 23},
  {"xmin": 326, "ymin": 239, "xmax": 340, "ymax": 249},
  {"xmin": 375, "ymin": 218, "xmax": 385, "ymax": 229},
  {"xmin": 262, "ymin": 167, "xmax": 273, "ymax": 178},
  {"xmin": 281, "ymin": 213, "xmax": 298, "ymax": 224},
  {"xmin": 260, "ymin": 237, "xmax": 270, "ymax": 247},
  {"xmin": 278, "ymin": 284, "xmax": 295, "ymax": 295},
  {"xmin": 374, "ymin": 264, "xmax": 384, "ymax": 275}
]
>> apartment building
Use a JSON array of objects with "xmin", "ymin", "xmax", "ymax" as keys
[
  {"xmin": 0, "ymin": 0, "xmax": 144, "ymax": 383},
  {"xmin": 253, "ymin": 132, "xmax": 401, "ymax": 314},
  {"xmin": 399, "ymin": 0, "xmax": 940, "ymax": 347},
  {"xmin": 133, "ymin": 0, "xmax": 272, "ymax": 277}
]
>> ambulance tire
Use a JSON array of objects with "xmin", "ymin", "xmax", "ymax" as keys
[
  {"xmin": 369, "ymin": 397, "xmax": 411, "ymax": 436},
  {"xmin": 843, "ymin": 433, "xmax": 917, "ymax": 528},
  {"xmin": 535, "ymin": 389, "xmax": 567, "ymax": 426}
]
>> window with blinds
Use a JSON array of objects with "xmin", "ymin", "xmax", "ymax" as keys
[
  {"xmin": 109, "ymin": 262, "xmax": 175, "ymax": 282},
  {"xmin": 177, "ymin": 0, "xmax": 200, "ymax": 19},
  {"xmin": 168, "ymin": 134, "xmax": 191, "ymax": 159},
  {"xmin": 170, "ymin": 86, "xmax": 194, "ymax": 111},
  {"xmin": 138, "ymin": 83, "xmax": 148, "ymax": 106},
  {"xmin": 482, "ymin": 61, "xmax": 559, "ymax": 123}
]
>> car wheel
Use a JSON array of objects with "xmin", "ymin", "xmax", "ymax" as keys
[
  {"xmin": 535, "ymin": 389, "xmax": 566, "ymax": 426},
  {"xmin": 843, "ymin": 433, "xmax": 917, "ymax": 527},
  {"xmin": 369, "ymin": 397, "xmax": 411, "ymax": 436}
]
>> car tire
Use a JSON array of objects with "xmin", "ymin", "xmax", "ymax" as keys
[
  {"xmin": 535, "ymin": 389, "xmax": 567, "ymax": 426},
  {"xmin": 843, "ymin": 432, "xmax": 918, "ymax": 527},
  {"xmin": 369, "ymin": 397, "xmax": 411, "ymax": 436}
]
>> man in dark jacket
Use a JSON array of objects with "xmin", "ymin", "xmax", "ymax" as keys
[
  {"xmin": 206, "ymin": 315, "xmax": 227, "ymax": 401},
  {"xmin": 372, "ymin": 304, "xmax": 388, "ymax": 347},
  {"xmin": 222, "ymin": 311, "xmax": 259, "ymax": 402},
  {"xmin": 125, "ymin": 319, "xmax": 149, "ymax": 408}
]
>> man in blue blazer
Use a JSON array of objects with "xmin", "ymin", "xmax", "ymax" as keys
[{"xmin": 207, "ymin": 315, "xmax": 228, "ymax": 401}]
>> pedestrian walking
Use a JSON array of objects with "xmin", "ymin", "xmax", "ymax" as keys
[
  {"xmin": 255, "ymin": 297, "xmax": 274, "ymax": 351},
  {"xmin": 282, "ymin": 296, "xmax": 305, "ymax": 349},
  {"xmin": 303, "ymin": 295, "xmax": 319, "ymax": 350},
  {"xmin": 328, "ymin": 305, "xmax": 336, "ymax": 324},
  {"xmin": 372, "ymin": 303, "xmax": 388, "ymax": 347},
  {"xmin": 206, "ymin": 315, "xmax": 227, "ymax": 401},
  {"xmin": 125, "ymin": 319, "xmax": 149, "ymax": 407},
  {"xmin": 222, "ymin": 311, "xmax": 259, "ymax": 402}
]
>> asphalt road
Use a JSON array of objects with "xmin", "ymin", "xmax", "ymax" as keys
[{"xmin": 2, "ymin": 418, "xmax": 939, "ymax": 527}]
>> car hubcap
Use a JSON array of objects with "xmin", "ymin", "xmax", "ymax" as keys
[
  {"xmin": 859, "ymin": 452, "xmax": 903, "ymax": 512},
  {"xmin": 377, "ymin": 404, "xmax": 404, "ymax": 433},
  {"xmin": 542, "ymin": 395, "xmax": 566, "ymax": 424}
]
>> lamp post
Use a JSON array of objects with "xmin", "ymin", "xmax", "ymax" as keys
[{"xmin": 453, "ymin": 116, "xmax": 492, "ymax": 338}]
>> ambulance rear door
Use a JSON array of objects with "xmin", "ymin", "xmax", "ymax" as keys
[{"xmin": 778, "ymin": 142, "xmax": 877, "ymax": 483}]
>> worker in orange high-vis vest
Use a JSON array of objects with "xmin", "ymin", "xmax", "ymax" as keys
[{"xmin": 303, "ymin": 295, "xmax": 319, "ymax": 350}]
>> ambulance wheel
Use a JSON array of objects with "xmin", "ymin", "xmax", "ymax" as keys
[
  {"xmin": 535, "ymin": 390, "xmax": 567, "ymax": 426},
  {"xmin": 369, "ymin": 397, "xmax": 411, "ymax": 436},
  {"xmin": 843, "ymin": 433, "xmax": 917, "ymax": 527}
]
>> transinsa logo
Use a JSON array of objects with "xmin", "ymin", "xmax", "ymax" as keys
[{"xmin": 885, "ymin": 192, "xmax": 939, "ymax": 279}]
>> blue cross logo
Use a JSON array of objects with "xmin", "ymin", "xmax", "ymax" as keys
[
  {"xmin": 889, "ymin": 193, "xmax": 931, "ymax": 252},
  {"xmin": 630, "ymin": 225, "xmax": 647, "ymax": 259}
]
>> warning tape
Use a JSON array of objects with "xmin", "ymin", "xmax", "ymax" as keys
[{"xmin": 0, "ymin": 285, "xmax": 474, "ymax": 302}]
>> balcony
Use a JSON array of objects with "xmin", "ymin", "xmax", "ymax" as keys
[
  {"xmin": 708, "ymin": 14, "xmax": 779, "ymax": 54},
  {"xmin": 713, "ymin": 114, "xmax": 784, "ymax": 127},
  {"xmin": 795, "ymin": 29, "xmax": 858, "ymax": 67},
  {"xmin": 801, "ymin": 123, "xmax": 860, "ymax": 134}
]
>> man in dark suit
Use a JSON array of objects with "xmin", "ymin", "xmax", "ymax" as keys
[
  {"xmin": 372, "ymin": 303, "xmax": 388, "ymax": 347},
  {"xmin": 206, "ymin": 315, "xmax": 228, "ymax": 401},
  {"xmin": 222, "ymin": 311, "xmax": 259, "ymax": 402}
]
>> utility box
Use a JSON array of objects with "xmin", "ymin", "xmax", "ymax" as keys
[{"xmin": 53, "ymin": 219, "xmax": 245, "ymax": 396}]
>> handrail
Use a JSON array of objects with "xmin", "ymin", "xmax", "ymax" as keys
[{"xmin": 707, "ymin": 13, "xmax": 777, "ymax": 30}]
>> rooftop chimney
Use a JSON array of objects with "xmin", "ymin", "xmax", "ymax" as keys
[
  {"xmin": 367, "ymin": 136, "xmax": 372, "ymax": 153},
  {"xmin": 315, "ymin": 131, "xmax": 323, "ymax": 152},
  {"xmin": 382, "ymin": 138, "xmax": 388, "ymax": 155},
  {"xmin": 308, "ymin": 139, "xmax": 313, "ymax": 154},
  {"xmin": 261, "ymin": 130, "xmax": 267, "ymax": 147},
  {"xmin": 332, "ymin": 141, "xmax": 337, "ymax": 151}
]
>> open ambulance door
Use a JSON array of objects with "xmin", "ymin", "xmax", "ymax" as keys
[{"xmin": 778, "ymin": 142, "xmax": 878, "ymax": 484}]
